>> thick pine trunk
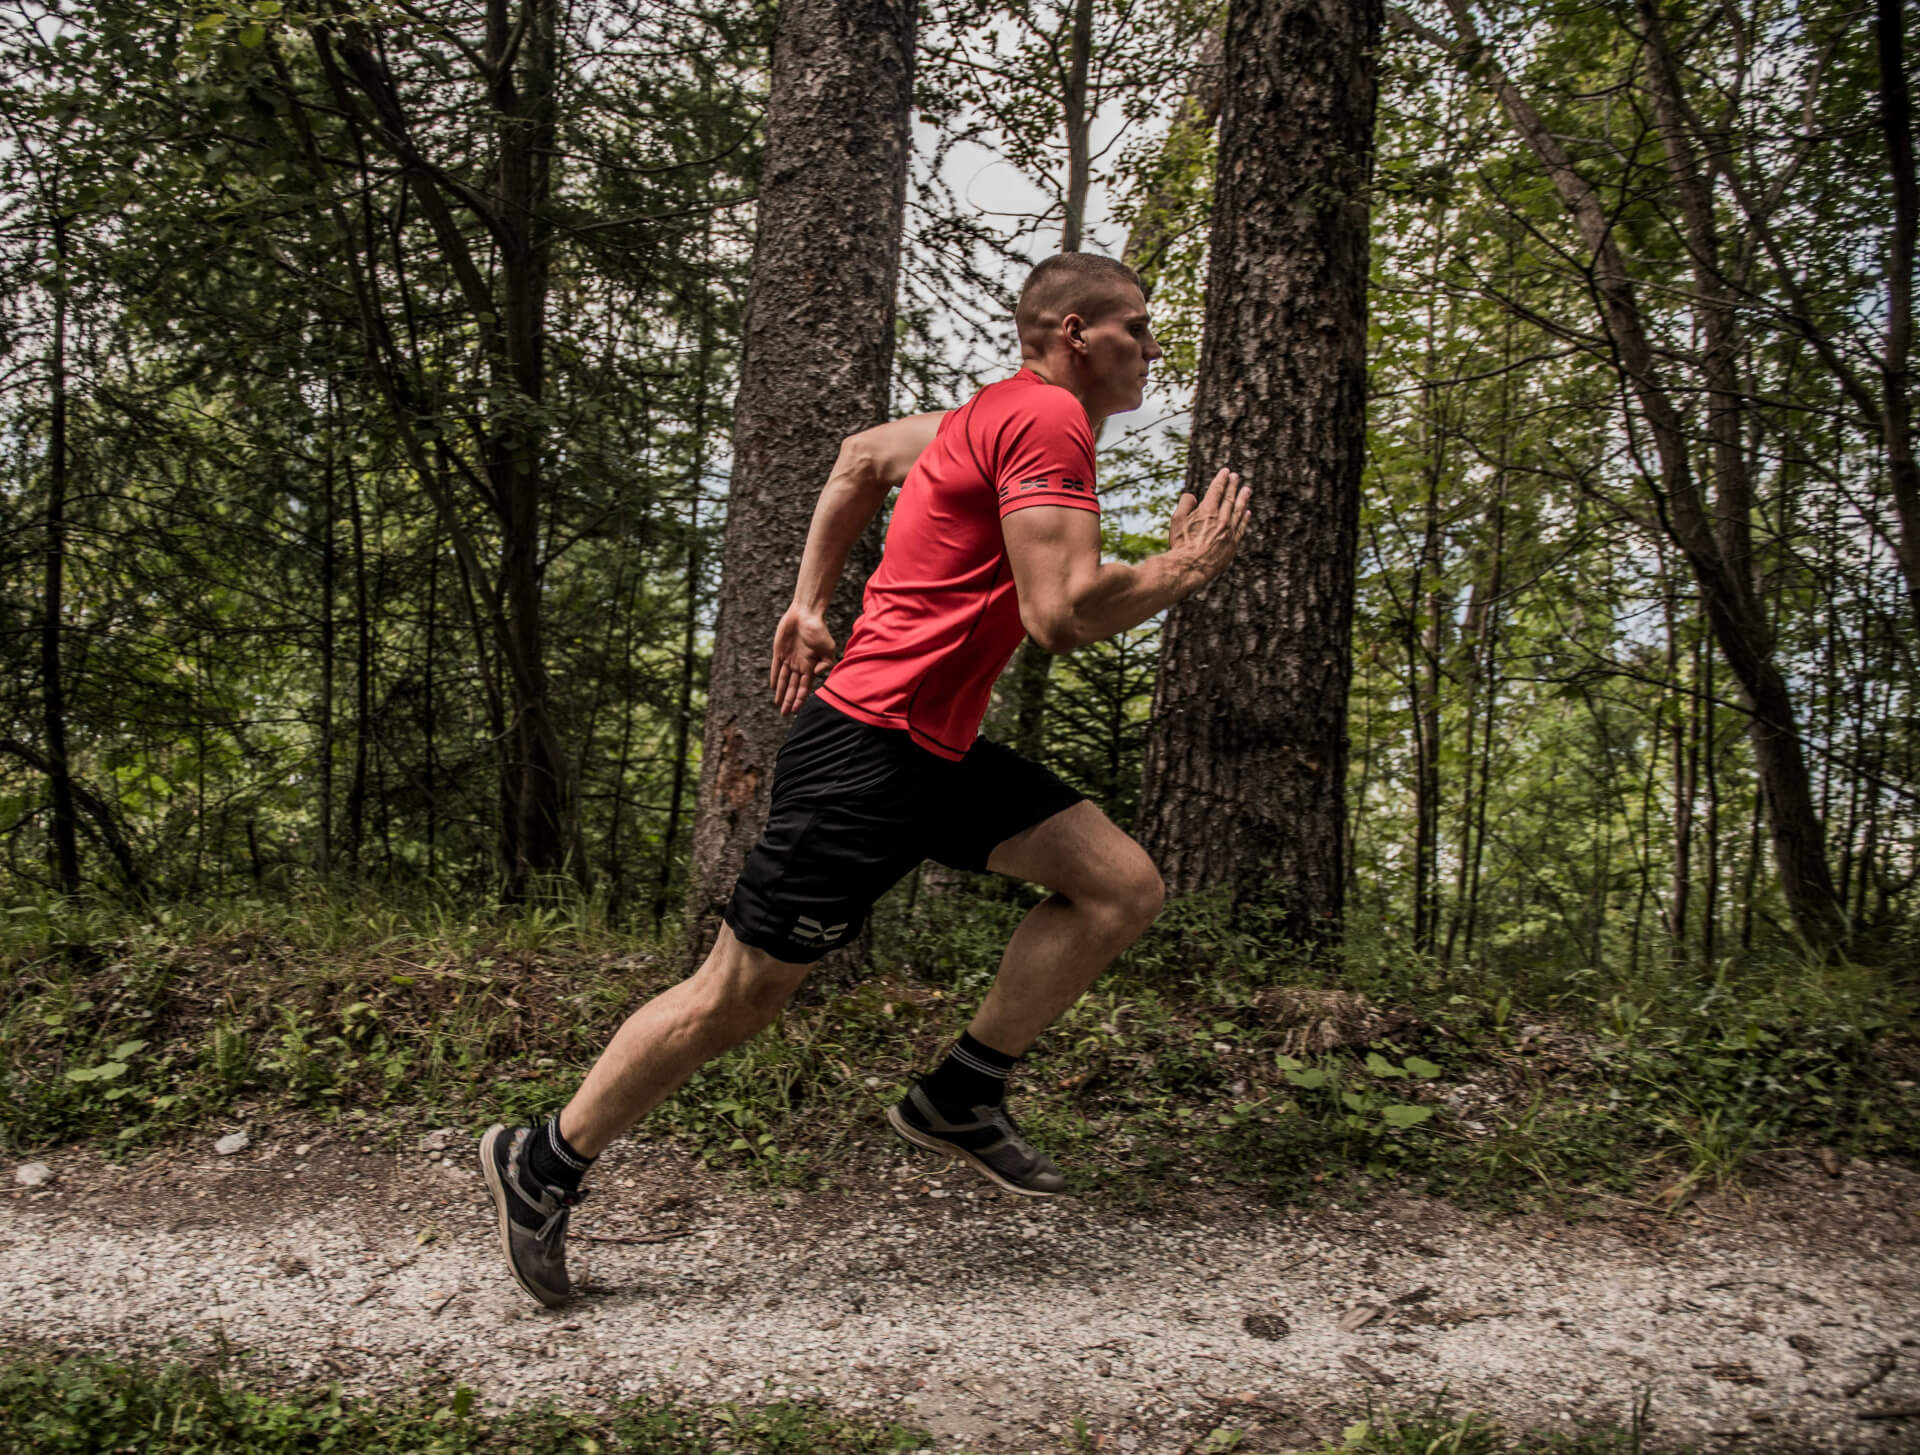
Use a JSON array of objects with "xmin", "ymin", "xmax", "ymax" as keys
[
  {"xmin": 1136, "ymin": 0, "xmax": 1381, "ymax": 939},
  {"xmin": 685, "ymin": 0, "xmax": 916, "ymax": 946}
]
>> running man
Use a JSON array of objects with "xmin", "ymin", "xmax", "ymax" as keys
[{"xmin": 482, "ymin": 252, "xmax": 1250, "ymax": 1307}]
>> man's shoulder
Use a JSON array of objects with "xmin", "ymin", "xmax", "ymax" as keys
[{"xmin": 964, "ymin": 369, "xmax": 1090, "ymax": 437}]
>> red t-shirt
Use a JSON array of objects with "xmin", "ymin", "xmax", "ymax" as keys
[{"xmin": 820, "ymin": 368, "xmax": 1100, "ymax": 760}]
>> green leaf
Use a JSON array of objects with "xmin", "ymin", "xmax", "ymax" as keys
[
  {"xmin": 237, "ymin": 24, "xmax": 264, "ymax": 47},
  {"xmin": 1284, "ymin": 1068, "xmax": 1327, "ymax": 1089},
  {"xmin": 1341, "ymin": 1090, "xmax": 1369, "ymax": 1113},
  {"xmin": 65, "ymin": 1061, "xmax": 128, "ymax": 1083},
  {"xmin": 1404, "ymin": 1056, "xmax": 1442, "ymax": 1079},
  {"xmin": 1273, "ymin": 1052, "xmax": 1305, "ymax": 1071},
  {"xmin": 1380, "ymin": 1103, "xmax": 1434, "ymax": 1128},
  {"xmin": 1210, "ymin": 1021, "xmax": 1237, "ymax": 1037},
  {"xmin": 450, "ymin": 1385, "xmax": 474, "ymax": 1418},
  {"xmin": 1365, "ymin": 1051, "xmax": 1406, "ymax": 1078},
  {"xmin": 111, "ymin": 1039, "xmax": 148, "ymax": 1060}
]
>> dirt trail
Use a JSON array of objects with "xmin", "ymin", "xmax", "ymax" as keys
[{"xmin": 3, "ymin": 1124, "xmax": 1917, "ymax": 1453}]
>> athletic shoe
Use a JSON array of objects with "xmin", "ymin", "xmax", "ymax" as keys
[
  {"xmin": 479, "ymin": 1123, "xmax": 587, "ymax": 1307},
  {"xmin": 886, "ymin": 1083, "xmax": 1070, "ymax": 1198}
]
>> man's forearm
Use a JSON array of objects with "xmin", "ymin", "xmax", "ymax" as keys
[
  {"xmin": 1050, "ymin": 551, "xmax": 1202, "ymax": 651},
  {"xmin": 789, "ymin": 446, "xmax": 891, "ymax": 614}
]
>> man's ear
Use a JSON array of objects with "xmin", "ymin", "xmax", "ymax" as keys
[{"xmin": 1063, "ymin": 312, "xmax": 1087, "ymax": 354}]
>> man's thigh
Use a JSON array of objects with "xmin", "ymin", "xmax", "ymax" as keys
[
  {"xmin": 724, "ymin": 698, "xmax": 925, "ymax": 961},
  {"xmin": 984, "ymin": 797, "xmax": 1157, "ymax": 902},
  {"xmin": 920, "ymin": 735, "xmax": 1084, "ymax": 874}
]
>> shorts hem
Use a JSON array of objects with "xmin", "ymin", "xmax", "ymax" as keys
[{"xmin": 721, "ymin": 906, "xmax": 839, "ymax": 966}]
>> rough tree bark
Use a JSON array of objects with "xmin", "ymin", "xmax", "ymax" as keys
[
  {"xmin": 685, "ymin": 0, "xmax": 916, "ymax": 948},
  {"xmin": 1135, "ymin": 0, "xmax": 1382, "ymax": 938}
]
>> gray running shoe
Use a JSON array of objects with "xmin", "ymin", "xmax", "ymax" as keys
[
  {"xmin": 887, "ymin": 1084, "xmax": 1070, "ymax": 1198},
  {"xmin": 480, "ymin": 1123, "xmax": 585, "ymax": 1307}
]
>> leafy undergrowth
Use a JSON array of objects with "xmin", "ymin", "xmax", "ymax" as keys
[
  {"xmin": 0, "ymin": 1349, "xmax": 925, "ymax": 1454},
  {"xmin": 1, "ymin": 881, "xmax": 1914, "ymax": 1214},
  {"xmin": 1267, "ymin": 1393, "xmax": 1674, "ymax": 1455},
  {"xmin": 0, "ymin": 1352, "xmax": 1687, "ymax": 1455}
]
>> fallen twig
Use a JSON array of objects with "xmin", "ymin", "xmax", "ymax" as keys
[
  {"xmin": 573, "ymin": 1227, "xmax": 696, "ymax": 1246},
  {"xmin": 1566, "ymin": 1185, "xmax": 1736, "ymax": 1223},
  {"xmin": 1858, "ymin": 1404, "xmax": 1920, "ymax": 1421}
]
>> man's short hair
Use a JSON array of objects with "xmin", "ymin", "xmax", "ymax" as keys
[{"xmin": 1015, "ymin": 253, "xmax": 1145, "ymax": 348}]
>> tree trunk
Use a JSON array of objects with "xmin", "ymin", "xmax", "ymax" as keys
[
  {"xmin": 316, "ymin": 389, "xmax": 337, "ymax": 878},
  {"xmin": 42, "ymin": 205, "xmax": 80, "ymax": 895},
  {"xmin": 490, "ymin": 0, "xmax": 580, "ymax": 899},
  {"xmin": 344, "ymin": 442, "xmax": 370, "ymax": 873},
  {"xmin": 1002, "ymin": 0, "xmax": 1098, "ymax": 763},
  {"xmin": 685, "ymin": 0, "xmax": 916, "ymax": 946},
  {"xmin": 1413, "ymin": 0, "xmax": 1846, "ymax": 947},
  {"xmin": 1875, "ymin": 0, "xmax": 1920, "ymax": 632},
  {"xmin": 1121, "ymin": 26, "xmax": 1224, "ymax": 283},
  {"xmin": 1136, "ymin": 0, "xmax": 1381, "ymax": 939}
]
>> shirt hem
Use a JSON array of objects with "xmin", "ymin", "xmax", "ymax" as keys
[{"xmin": 818, "ymin": 685, "xmax": 971, "ymax": 763}]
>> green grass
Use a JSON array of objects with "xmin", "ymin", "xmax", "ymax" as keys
[
  {"xmin": 1, "ymin": 879, "xmax": 1914, "ymax": 1212},
  {"xmin": 0, "ymin": 1352, "xmax": 1692, "ymax": 1455},
  {"xmin": 1273, "ymin": 1391, "xmax": 1674, "ymax": 1454},
  {"xmin": 0, "ymin": 1349, "xmax": 926, "ymax": 1454}
]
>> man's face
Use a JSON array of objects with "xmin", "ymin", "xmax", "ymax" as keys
[{"xmin": 1071, "ymin": 284, "xmax": 1163, "ymax": 416}]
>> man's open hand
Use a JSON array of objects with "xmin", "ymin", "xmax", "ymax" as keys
[
  {"xmin": 1167, "ymin": 467, "xmax": 1250, "ymax": 587},
  {"xmin": 770, "ymin": 605, "xmax": 837, "ymax": 716}
]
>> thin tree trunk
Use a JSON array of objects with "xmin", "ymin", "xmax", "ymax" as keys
[
  {"xmin": 657, "ymin": 492, "xmax": 702, "ymax": 927},
  {"xmin": 1137, "ymin": 0, "xmax": 1382, "ymax": 939},
  {"xmin": 1701, "ymin": 636, "xmax": 1720, "ymax": 963},
  {"xmin": 1874, "ymin": 0, "xmax": 1920, "ymax": 630},
  {"xmin": 1412, "ymin": 0, "xmax": 1846, "ymax": 945},
  {"xmin": 659, "ymin": 238, "xmax": 716, "ymax": 927},
  {"xmin": 1122, "ymin": 26, "xmax": 1224, "ymax": 283},
  {"xmin": 317, "ymin": 388, "xmax": 337, "ymax": 878},
  {"xmin": 344, "ymin": 443, "xmax": 370, "ymax": 873},
  {"xmin": 1005, "ymin": 2, "xmax": 1099, "ymax": 763},
  {"xmin": 686, "ymin": 0, "xmax": 916, "ymax": 950},
  {"xmin": 1061, "ymin": 0, "xmax": 1093, "ymax": 253},
  {"xmin": 41, "ymin": 204, "xmax": 80, "ymax": 894}
]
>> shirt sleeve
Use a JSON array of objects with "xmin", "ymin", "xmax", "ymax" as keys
[{"xmin": 988, "ymin": 387, "xmax": 1101, "ymax": 519}]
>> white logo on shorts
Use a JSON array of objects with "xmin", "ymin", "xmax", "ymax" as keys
[{"xmin": 791, "ymin": 916, "xmax": 849, "ymax": 945}]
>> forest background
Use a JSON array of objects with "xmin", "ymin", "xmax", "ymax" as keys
[{"xmin": 0, "ymin": 0, "xmax": 1915, "ymax": 1224}]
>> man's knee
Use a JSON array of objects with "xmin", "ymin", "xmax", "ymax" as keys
[
  {"xmin": 693, "ymin": 934, "xmax": 809, "ymax": 1031},
  {"xmin": 1090, "ymin": 845, "xmax": 1165, "ymax": 937}
]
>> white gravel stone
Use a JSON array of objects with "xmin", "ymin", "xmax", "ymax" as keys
[
  {"xmin": 3, "ymin": 1133, "xmax": 1915, "ymax": 1453},
  {"xmin": 213, "ymin": 1132, "xmax": 250, "ymax": 1156},
  {"xmin": 12, "ymin": 1163, "xmax": 51, "ymax": 1187}
]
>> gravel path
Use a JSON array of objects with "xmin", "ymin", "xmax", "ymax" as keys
[{"xmin": 3, "ymin": 1124, "xmax": 1918, "ymax": 1453}]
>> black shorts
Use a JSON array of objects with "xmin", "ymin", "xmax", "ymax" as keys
[{"xmin": 723, "ymin": 695, "xmax": 1084, "ymax": 963}]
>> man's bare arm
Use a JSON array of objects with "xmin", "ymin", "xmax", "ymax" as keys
[
  {"xmin": 771, "ymin": 412, "xmax": 948, "ymax": 715},
  {"xmin": 1002, "ymin": 468, "xmax": 1249, "ymax": 654}
]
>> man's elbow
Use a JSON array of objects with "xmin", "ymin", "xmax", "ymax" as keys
[
  {"xmin": 1022, "ymin": 612, "xmax": 1081, "ymax": 654},
  {"xmin": 833, "ymin": 433, "xmax": 892, "ymax": 501}
]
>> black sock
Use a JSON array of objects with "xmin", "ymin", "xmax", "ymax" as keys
[
  {"xmin": 919, "ymin": 1031, "xmax": 1017, "ymax": 1116},
  {"xmin": 525, "ymin": 1115, "xmax": 594, "ymax": 1193}
]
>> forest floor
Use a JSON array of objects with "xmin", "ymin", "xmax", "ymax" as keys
[{"xmin": 4, "ymin": 1112, "xmax": 1918, "ymax": 1454}]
